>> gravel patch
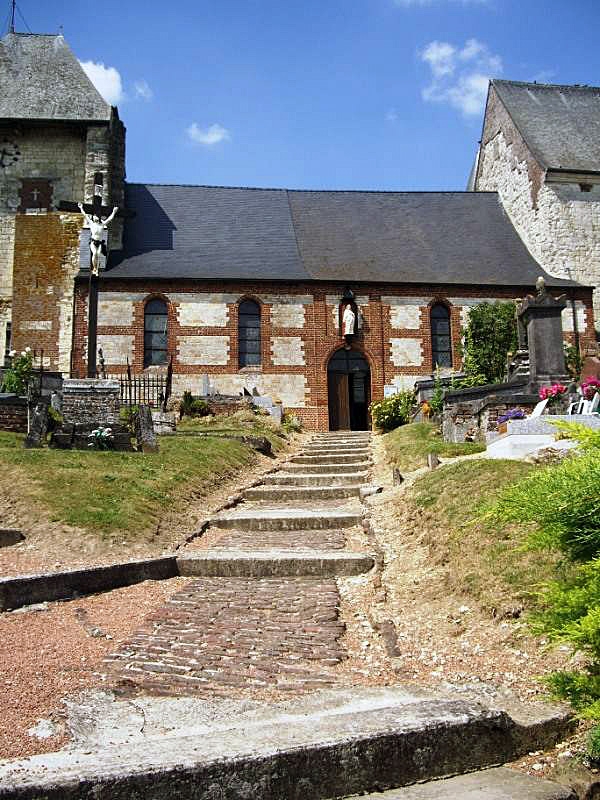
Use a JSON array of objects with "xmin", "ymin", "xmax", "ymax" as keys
[{"xmin": 0, "ymin": 577, "xmax": 186, "ymax": 760}]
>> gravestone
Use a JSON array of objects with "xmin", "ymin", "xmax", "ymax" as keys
[
  {"xmin": 135, "ymin": 405, "xmax": 159, "ymax": 453},
  {"xmin": 24, "ymin": 401, "xmax": 49, "ymax": 449}
]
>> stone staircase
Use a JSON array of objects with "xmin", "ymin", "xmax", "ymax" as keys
[{"xmin": 0, "ymin": 432, "xmax": 575, "ymax": 799}]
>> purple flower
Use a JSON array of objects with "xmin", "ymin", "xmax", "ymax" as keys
[{"xmin": 497, "ymin": 408, "xmax": 526, "ymax": 425}]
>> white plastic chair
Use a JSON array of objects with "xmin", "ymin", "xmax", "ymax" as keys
[
  {"xmin": 581, "ymin": 393, "xmax": 600, "ymax": 415},
  {"xmin": 567, "ymin": 397, "xmax": 585, "ymax": 415}
]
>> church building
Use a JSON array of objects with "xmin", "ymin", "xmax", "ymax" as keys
[{"xmin": 1, "ymin": 33, "xmax": 597, "ymax": 430}]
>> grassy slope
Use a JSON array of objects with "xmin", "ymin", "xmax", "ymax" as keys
[
  {"xmin": 384, "ymin": 422, "xmax": 485, "ymax": 473},
  {"xmin": 409, "ymin": 459, "xmax": 572, "ymax": 614},
  {"xmin": 0, "ymin": 429, "xmax": 257, "ymax": 536}
]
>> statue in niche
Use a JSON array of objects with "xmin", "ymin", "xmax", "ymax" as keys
[
  {"xmin": 78, "ymin": 202, "xmax": 119, "ymax": 275},
  {"xmin": 342, "ymin": 303, "xmax": 356, "ymax": 337}
]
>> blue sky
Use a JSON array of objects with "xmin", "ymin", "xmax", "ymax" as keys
[{"xmin": 8, "ymin": 0, "xmax": 600, "ymax": 190}]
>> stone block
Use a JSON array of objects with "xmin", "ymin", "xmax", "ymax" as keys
[
  {"xmin": 177, "ymin": 298, "xmax": 229, "ymax": 327},
  {"xmin": 96, "ymin": 334, "xmax": 134, "ymax": 365},
  {"xmin": 271, "ymin": 336, "xmax": 305, "ymax": 366},
  {"xmin": 178, "ymin": 335, "xmax": 230, "ymax": 365},
  {"xmin": 97, "ymin": 296, "xmax": 134, "ymax": 326},
  {"xmin": 390, "ymin": 338, "xmax": 423, "ymax": 367}
]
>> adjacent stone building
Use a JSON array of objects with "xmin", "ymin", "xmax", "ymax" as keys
[
  {"xmin": 1, "ymin": 33, "xmax": 598, "ymax": 430},
  {"xmin": 0, "ymin": 33, "xmax": 125, "ymax": 371},
  {"xmin": 473, "ymin": 79, "xmax": 600, "ymax": 331}
]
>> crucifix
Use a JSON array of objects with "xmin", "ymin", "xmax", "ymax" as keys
[{"xmin": 59, "ymin": 173, "xmax": 133, "ymax": 378}]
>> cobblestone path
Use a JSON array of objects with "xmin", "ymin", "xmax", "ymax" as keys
[{"xmin": 103, "ymin": 432, "xmax": 372, "ymax": 699}]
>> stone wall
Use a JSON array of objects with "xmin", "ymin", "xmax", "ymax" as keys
[
  {"xmin": 442, "ymin": 385, "xmax": 538, "ymax": 443},
  {"xmin": 476, "ymin": 85, "xmax": 600, "ymax": 333},
  {"xmin": 0, "ymin": 395, "xmax": 28, "ymax": 433},
  {"xmin": 11, "ymin": 213, "xmax": 82, "ymax": 372},
  {"xmin": 61, "ymin": 378, "xmax": 121, "ymax": 426},
  {"xmin": 72, "ymin": 280, "xmax": 596, "ymax": 431}
]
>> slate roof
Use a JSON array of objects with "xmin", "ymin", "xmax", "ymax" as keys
[
  {"xmin": 0, "ymin": 33, "xmax": 112, "ymax": 122},
  {"xmin": 107, "ymin": 184, "xmax": 576, "ymax": 288},
  {"xmin": 493, "ymin": 79, "xmax": 600, "ymax": 173}
]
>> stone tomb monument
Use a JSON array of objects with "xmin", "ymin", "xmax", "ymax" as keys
[{"xmin": 517, "ymin": 277, "xmax": 570, "ymax": 388}]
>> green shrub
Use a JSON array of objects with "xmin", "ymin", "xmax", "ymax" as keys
[
  {"xmin": 1, "ymin": 349, "xmax": 33, "ymax": 395},
  {"xmin": 47, "ymin": 405, "xmax": 63, "ymax": 433},
  {"xmin": 531, "ymin": 559, "xmax": 600, "ymax": 718},
  {"xmin": 588, "ymin": 724, "xmax": 600, "ymax": 761},
  {"xmin": 282, "ymin": 414, "xmax": 302, "ymax": 434},
  {"xmin": 179, "ymin": 391, "xmax": 209, "ymax": 418},
  {"xmin": 564, "ymin": 341, "xmax": 583, "ymax": 382},
  {"xmin": 461, "ymin": 302, "xmax": 517, "ymax": 385},
  {"xmin": 552, "ymin": 420, "xmax": 600, "ymax": 451},
  {"xmin": 490, "ymin": 452, "xmax": 600, "ymax": 561},
  {"xmin": 370, "ymin": 391, "xmax": 415, "ymax": 432}
]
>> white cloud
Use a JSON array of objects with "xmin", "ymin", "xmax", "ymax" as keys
[
  {"xmin": 385, "ymin": 108, "xmax": 399, "ymax": 122},
  {"xmin": 79, "ymin": 60, "xmax": 124, "ymax": 105},
  {"xmin": 186, "ymin": 123, "xmax": 231, "ymax": 146},
  {"xmin": 134, "ymin": 79, "xmax": 153, "ymax": 101},
  {"xmin": 421, "ymin": 41, "xmax": 456, "ymax": 78},
  {"xmin": 420, "ymin": 38, "xmax": 502, "ymax": 116}
]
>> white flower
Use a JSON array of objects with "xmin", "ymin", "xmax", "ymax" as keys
[
  {"xmin": 9, "ymin": 350, "xmax": 15, "ymax": 357},
  {"xmin": 21, "ymin": 351, "xmax": 26, "ymax": 357},
  {"xmin": 24, "ymin": 347, "xmax": 31, "ymax": 353}
]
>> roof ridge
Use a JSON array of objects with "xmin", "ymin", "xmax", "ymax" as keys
[
  {"xmin": 493, "ymin": 78, "xmax": 600, "ymax": 93},
  {"xmin": 126, "ymin": 182, "xmax": 500, "ymax": 196}
]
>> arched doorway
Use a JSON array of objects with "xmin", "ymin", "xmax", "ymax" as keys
[{"xmin": 327, "ymin": 348, "xmax": 371, "ymax": 431}]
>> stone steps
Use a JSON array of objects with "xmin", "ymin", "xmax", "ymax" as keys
[
  {"xmin": 243, "ymin": 485, "xmax": 362, "ymax": 501},
  {"xmin": 338, "ymin": 767, "xmax": 575, "ymax": 799},
  {"xmin": 0, "ymin": 686, "xmax": 572, "ymax": 800},
  {"xmin": 291, "ymin": 454, "xmax": 372, "ymax": 465},
  {"xmin": 210, "ymin": 507, "xmax": 363, "ymax": 531},
  {"xmin": 263, "ymin": 471, "xmax": 370, "ymax": 487},
  {"xmin": 284, "ymin": 461, "xmax": 370, "ymax": 474},
  {"xmin": 177, "ymin": 549, "xmax": 374, "ymax": 577}
]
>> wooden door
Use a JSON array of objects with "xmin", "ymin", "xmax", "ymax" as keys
[{"xmin": 328, "ymin": 372, "xmax": 350, "ymax": 430}]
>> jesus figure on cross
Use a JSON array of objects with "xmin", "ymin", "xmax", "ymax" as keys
[{"xmin": 78, "ymin": 202, "xmax": 119, "ymax": 275}]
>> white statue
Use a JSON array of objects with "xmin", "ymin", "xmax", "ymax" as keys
[
  {"xmin": 342, "ymin": 303, "xmax": 356, "ymax": 336},
  {"xmin": 78, "ymin": 202, "xmax": 119, "ymax": 276}
]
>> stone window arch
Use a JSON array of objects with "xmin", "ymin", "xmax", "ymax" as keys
[
  {"xmin": 238, "ymin": 299, "xmax": 261, "ymax": 367},
  {"xmin": 144, "ymin": 298, "xmax": 169, "ymax": 367},
  {"xmin": 430, "ymin": 303, "xmax": 452, "ymax": 368}
]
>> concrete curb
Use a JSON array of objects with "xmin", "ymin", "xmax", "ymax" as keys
[
  {"xmin": 177, "ymin": 549, "xmax": 375, "ymax": 577},
  {"xmin": 0, "ymin": 557, "xmax": 178, "ymax": 612},
  {"xmin": 0, "ymin": 686, "xmax": 574, "ymax": 800}
]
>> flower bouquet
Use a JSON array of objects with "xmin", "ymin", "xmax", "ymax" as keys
[
  {"xmin": 539, "ymin": 383, "xmax": 568, "ymax": 406},
  {"xmin": 581, "ymin": 377, "xmax": 600, "ymax": 401}
]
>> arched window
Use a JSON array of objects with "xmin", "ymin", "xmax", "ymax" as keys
[
  {"xmin": 238, "ymin": 299, "xmax": 261, "ymax": 367},
  {"xmin": 144, "ymin": 298, "xmax": 168, "ymax": 367},
  {"xmin": 430, "ymin": 303, "xmax": 452, "ymax": 368}
]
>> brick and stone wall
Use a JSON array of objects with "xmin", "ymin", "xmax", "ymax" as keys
[
  {"xmin": 0, "ymin": 395, "xmax": 28, "ymax": 433},
  {"xmin": 71, "ymin": 279, "xmax": 596, "ymax": 431},
  {"xmin": 475, "ymin": 85, "xmax": 600, "ymax": 332}
]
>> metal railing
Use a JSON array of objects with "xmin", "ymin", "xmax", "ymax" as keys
[{"xmin": 119, "ymin": 358, "xmax": 173, "ymax": 411}]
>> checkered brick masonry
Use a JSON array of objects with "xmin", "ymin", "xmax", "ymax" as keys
[{"xmin": 71, "ymin": 280, "xmax": 596, "ymax": 431}]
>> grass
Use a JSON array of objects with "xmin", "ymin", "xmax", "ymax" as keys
[
  {"xmin": 384, "ymin": 422, "xmax": 485, "ymax": 473},
  {"xmin": 0, "ymin": 423, "xmax": 265, "ymax": 537},
  {"xmin": 406, "ymin": 458, "xmax": 572, "ymax": 615},
  {"xmin": 176, "ymin": 410, "xmax": 289, "ymax": 451}
]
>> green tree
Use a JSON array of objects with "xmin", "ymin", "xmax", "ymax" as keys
[{"xmin": 461, "ymin": 302, "xmax": 518, "ymax": 385}]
